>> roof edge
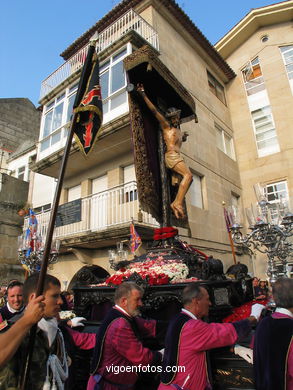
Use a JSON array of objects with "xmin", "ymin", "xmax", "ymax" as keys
[{"xmin": 215, "ymin": 0, "xmax": 293, "ymax": 58}]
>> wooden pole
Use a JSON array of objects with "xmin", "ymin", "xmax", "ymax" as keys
[
  {"xmin": 20, "ymin": 39, "xmax": 98, "ymax": 390},
  {"xmin": 158, "ymin": 130, "xmax": 171, "ymax": 228},
  {"xmin": 20, "ymin": 114, "xmax": 77, "ymax": 390},
  {"xmin": 228, "ymin": 230, "xmax": 237, "ymax": 265}
]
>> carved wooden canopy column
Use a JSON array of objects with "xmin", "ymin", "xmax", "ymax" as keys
[{"xmin": 124, "ymin": 45, "xmax": 196, "ymax": 224}]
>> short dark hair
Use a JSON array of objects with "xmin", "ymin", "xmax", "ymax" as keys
[
  {"xmin": 6, "ymin": 280, "xmax": 23, "ymax": 292},
  {"xmin": 23, "ymin": 273, "xmax": 61, "ymax": 304},
  {"xmin": 182, "ymin": 283, "xmax": 204, "ymax": 306},
  {"xmin": 272, "ymin": 278, "xmax": 293, "ymax": 309},
  {"xmin": 114, "ymin": 282, "xmax": 143, "ymax": 303}
]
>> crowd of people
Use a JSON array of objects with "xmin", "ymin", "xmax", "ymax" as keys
[{"xmin": 0, "ymin": 275, "xmax": 291, "ymax": 390}]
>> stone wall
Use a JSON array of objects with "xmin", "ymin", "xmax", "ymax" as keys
[
  {"xmin": 0, "ymin": 98, "xmax": 41, "ymax": 152},
  {"xmin": 0, "ymin": 173, "xmax": 29, "ymax": 282}
]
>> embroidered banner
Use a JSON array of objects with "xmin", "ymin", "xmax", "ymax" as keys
[{"xmin": 73, "ymin": 43, "xmax": 103, "ymax": 156}]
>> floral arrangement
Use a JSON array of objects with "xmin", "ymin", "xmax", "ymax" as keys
[
  {"xmin": 105, "ymin": 255, "xmax": 189, "ymax": 286},
  {"xmin": 222, "ymin": 298, "xmax": 268, "ymax": 322}
]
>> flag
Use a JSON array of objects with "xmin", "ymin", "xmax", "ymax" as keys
[
  {"xmin": 28, "ymin": 208, "xmax": 38, "ymax": 234},
  {"xmin": 24, "ymin": 208, "xmax": 38, "ymax": 257},
  {"xmin": 223, "ymin": 206, "xmax": 232, "ymax": 233},
  {"xmin": 130, "ymin": 223, "xmax": 142, "ymax": 254},
  {"xmin": 73, "ymin": 42, "xmax": 103, "ymax": 156}
]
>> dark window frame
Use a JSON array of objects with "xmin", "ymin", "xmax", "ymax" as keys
[{"xmin": 207, "ymin": 71, "xmax": 226, "ymax": 104}]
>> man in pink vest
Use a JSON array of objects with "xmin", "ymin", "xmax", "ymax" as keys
[
  {"xmin": 159, "ymin": 283, "xmax": 261, "ymax": 390},
  {"xmin": 254, "ymin": 278, "xmax": 293, "ymax": 390},
  {"xmin": 87, "ymin": 282, "xmax": 163, "ymax": 390}
]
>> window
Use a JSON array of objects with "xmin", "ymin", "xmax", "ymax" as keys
[
  {"xmin": 280, "ymin": 45, "xmax": 293, "ymax": 94},
  {"xmin": 207, "ymin": 71, "xmax": 226, "ymax": 104},
  {"xmin": 40, "ymin": 46, "xmax": 131, "ymax": 156},
  {"xmin": 265, "ymin": 181, "xmax": 288, "ymax": 204},
  {"xmin": 215, "ymin": 123, "xmax": 235, "ymax": 159},
  {"xmin": 190, "ymin": 174, "xmax": 203, "ymax": 209},
  {"xmin": 40, "ymin": 84, "xmax": 78, "ymax": 152},
  {"xmin": 242, "ymin": 57, "xmax": 265, "ymax": 96},
  {"xmin": 100, "ymin": 47, "xmax": 129, "ymax": 121},
  {"xmin": 92, "ymin": 175, "xmax": 108, "ymax": 195},
  {"xmin": 123, "ymin": 164, "xmax": 137, "ymax": 202},
  {"xmin": 17, "ymin": 166, "xmax": 26, "ymax": 181},
  {"xmin": 124, "ymin": 164, "xmax": 136, "ymax": 183},
  {"xmin": 231, "ymin": 194, "xmax": 241, "ymax": 223},
  {"xmin": 66, "ymin": 83, "xmax": 79, "ymax": 123},
  {"xmin": 251, "ymin": 106, "xmax": 279, "ymax": 157},
  {"xmin": 231, "ymin": 194, "xmax": 240, "ymax": 209},
  {"xmin": 42, "ymin": 95, "xmax": 64, "ymax": 140},
  {"xmin": 34, "ymin": 203, "xmax": 51, "ymax": 213},
  {"xmin": 68, "ymin": 185, "xmax": 81, "ymax": 202},
  {"xmin": 264, "ymin": 180, "xmax": 289, "ymax": 223}
]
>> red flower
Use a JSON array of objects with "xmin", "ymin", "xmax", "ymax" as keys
[
  {"xmin": 106, "ymin": 274, "xmax": 126, "ymax": 285},
  {"xmin": 148, "ymin": 273, "xmax": 169, "ymax": 286},
  {"xmin": 222, "ymin": 298, "xmax": 269, "ymax": 322}
]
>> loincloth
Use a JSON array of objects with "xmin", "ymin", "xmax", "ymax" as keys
[
  {"xmin": 165, "ymin": 151, "xmax": 184, "ymax": 186},
  {"xmin": 165, "ymin": 151, "xmax": 184, "ymax": 169}
]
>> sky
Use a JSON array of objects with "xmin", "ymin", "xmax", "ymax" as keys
[{"xmin": 0, "ymin": 0, "xmax": 281, "ymax": 107}]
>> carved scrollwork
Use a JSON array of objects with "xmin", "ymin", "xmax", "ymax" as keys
[
  {"xmin": 143, "ymin": 291, "xmax": 181, "ymax": 311},
  {"xmin": 126, "ymin": 272, "xmax": 149, "ymax": 288},
  {"xmin": 69, "ymin": 265, "xmax": 110, "ymax": 289},
  {"xmin": 79, "ymin": 290, "xmax": 114, "ymax": 307}
]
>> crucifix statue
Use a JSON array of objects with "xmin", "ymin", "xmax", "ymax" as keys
[
  {"xmin": 124, "ymin": 45, "xmax": 196, "ymax": 229},
  {"xmin": 136, "ymin": 83, "xmax": 193, "ymax": 220}
]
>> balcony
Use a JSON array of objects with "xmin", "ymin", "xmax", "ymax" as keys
[
  {"xmin": 24, "ymin": 181, "xmax": 158, "ymax": 248},
  {"xmin": 40, "ymin": 9, "xmax": 159, "ymax": 101}
]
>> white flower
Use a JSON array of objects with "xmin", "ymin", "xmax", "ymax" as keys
[{"xmin": 108, "ymin": 257, "xmax": 189, "ymax": 284}]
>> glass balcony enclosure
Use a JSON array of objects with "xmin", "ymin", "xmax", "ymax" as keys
[
  {"xmin": 37, "ymin": 9, "xmax": 159, "ymax": 162},
  {"xmin": 38, "ymin": 45, "xmax": 131, "ymax": 160}
]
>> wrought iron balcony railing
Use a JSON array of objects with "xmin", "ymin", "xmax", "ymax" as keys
[{"xmin": 40, "ymin": 9, "xmax": 159, "ymax": 100}]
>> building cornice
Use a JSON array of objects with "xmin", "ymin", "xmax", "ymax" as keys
[{"xmin": 215, "ymin": 0, "xmax": 293, "ymax": 59}]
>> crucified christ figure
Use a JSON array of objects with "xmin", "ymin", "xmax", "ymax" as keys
[{"xmin": 137, "ymin": 83, "xmax": 193, "ymax": 219}]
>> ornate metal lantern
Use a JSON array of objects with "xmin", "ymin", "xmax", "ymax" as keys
[{"xmin": 230, "ymin": 184, "xmax": 293, "ymax": 283}]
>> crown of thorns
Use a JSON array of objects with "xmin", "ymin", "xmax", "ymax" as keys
[{"xmin": 165, "ymin": 107, "xmax": 181, "ymax": 118}]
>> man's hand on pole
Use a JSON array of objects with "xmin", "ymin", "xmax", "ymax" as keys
[{"xmin": 22, "ymin": 294, "xmax": 45, "ymax": 326}]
